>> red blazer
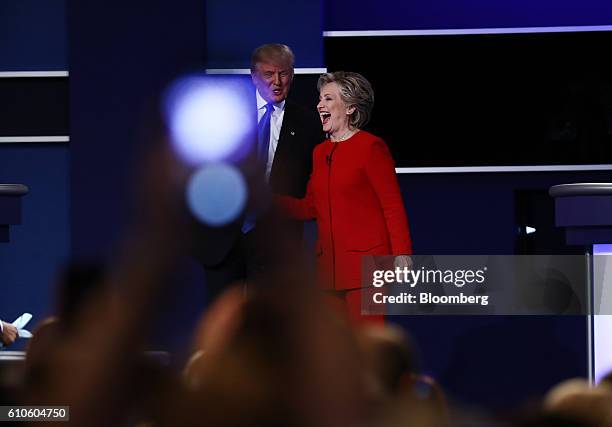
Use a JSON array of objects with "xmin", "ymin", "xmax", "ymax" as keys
[{"xmin": 280, "ymin": 130, "xmax": 412, "ymax": 290}]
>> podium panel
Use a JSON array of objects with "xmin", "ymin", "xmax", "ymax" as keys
[
  {"xmin": 551, "ymin": 184, "xmax": 612, "ymax": 383},
  {"xmin": 0, "ymin": 184, "xmax": 28, "ymax": 242}
]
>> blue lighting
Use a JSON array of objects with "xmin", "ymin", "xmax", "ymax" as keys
[
  {"xmin": 186, "ymin": 163, "xmax": 247, "ymax": 226},
  {"xmin": 164, "ymin": 75, "xmax": 255, "ymax": 165}
]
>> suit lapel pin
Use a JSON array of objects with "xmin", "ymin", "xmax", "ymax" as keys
[{"xmin": 290, "ymin": 131, "xmax": 295, "ymax": 136}]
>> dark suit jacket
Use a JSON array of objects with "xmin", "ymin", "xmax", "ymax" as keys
[{"xmin": 193, "ymin": 97, "xmax": 323, "ymax": 267}]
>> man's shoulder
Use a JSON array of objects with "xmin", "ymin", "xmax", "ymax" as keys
[
  {"xmin": 284, "ymin": 99, "xmax": 319, "ymax": 125},
  {"xmin": 282, "ymin": 99, "xmax": 325, "ymax": 145}
]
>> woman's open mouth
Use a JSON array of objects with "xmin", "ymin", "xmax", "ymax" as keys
[{"xmin": 320, "ymin": 112, "xmax": 331, "ymax": 125}]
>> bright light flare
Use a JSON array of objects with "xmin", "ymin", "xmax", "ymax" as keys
[
  {"xmin": 164, "ymin": 75, "xmax": 255, "ymax": 164},
  {"xmin": 186, "ymin": 163, "xmax": 247, "ymax": 226}
]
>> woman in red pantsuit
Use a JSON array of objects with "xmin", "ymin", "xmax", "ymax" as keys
[{"xmin": 279, "ymin": 72, "xmax": 412, "ymax": 324}]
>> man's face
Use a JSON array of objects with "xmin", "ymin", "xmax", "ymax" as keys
[{"xmin": 251, "ymin": 61, "xmax": 293, "ymax": 104}]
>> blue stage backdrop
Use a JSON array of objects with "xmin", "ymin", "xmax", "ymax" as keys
[
  {"xmin": 324, "ymin": 0, "xmax": 612, "ymax": 31},
  {"xmin": 0, "ymin": 0, "xmax": 67, "ymax": 70},
  {"xmin": 0, "ymin": 143, "xmax": 70, "ymax": 351},
  {"xmin": 0, "ymin": 0, "xmax": 69, "ymax": 350},
  {"xmin": 205, "ymin": 0, "xmax": 324, "ymax": 69}
]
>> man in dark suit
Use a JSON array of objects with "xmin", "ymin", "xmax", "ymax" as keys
[{"xmin": 195, "ymin": 44, "xmax": 323, "ymax": 300}]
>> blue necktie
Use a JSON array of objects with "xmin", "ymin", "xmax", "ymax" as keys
[
  {"xmin": 242, "ymin": 103, "xmax": 273, "ymax": 234},
  {"xmin": 258, "ymin": 103, "xmax": 274, "ymax": 163}
]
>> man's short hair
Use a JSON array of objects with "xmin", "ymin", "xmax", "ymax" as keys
[{"xmin": 250, "ymin": 44, "xmax": 295, "ymax": 72}]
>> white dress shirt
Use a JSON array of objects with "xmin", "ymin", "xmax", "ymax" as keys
[{"xmin": 256, "ymin": 90, "xmax": 286, "ymax": 180}]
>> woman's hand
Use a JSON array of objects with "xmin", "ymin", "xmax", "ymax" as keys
[{"xmin": 393, "ymin": 255, "xmax": 413, "ymax": 270}]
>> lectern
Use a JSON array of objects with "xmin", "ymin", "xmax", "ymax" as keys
[
  {"xmin": 0, "ymin": 184, "xmax": 29, "ymax": 242},
  {"xmin": 550, "ymin": 183, "xmax": 612, "ymax": 384}
]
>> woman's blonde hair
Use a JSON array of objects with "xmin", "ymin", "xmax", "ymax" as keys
[{"xmin": 317, "ymin": 71, "xmax": 374, "ymax": 129}]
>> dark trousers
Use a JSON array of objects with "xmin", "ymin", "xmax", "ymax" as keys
[
  {"xmin": 202, "ymin": 230, "xmax": 265, "ymax": 302},
  {"xmin": 200, "ymin": 212, "xmax": 306, "ymax": 306}
]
